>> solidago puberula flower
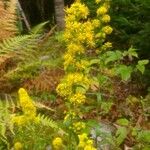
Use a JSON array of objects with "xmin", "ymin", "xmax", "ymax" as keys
[
  {"xmin": 78, "ymin": 133, "xmax": 96, "ymax": 149},
  {"xmin": 95, "ymin": 0, "xmax": 101, "ymax": 4},
  {"xmin": 65, "ymin": 2, "xmax": 89, "ymax": 19},
  {"xmin": 70, "ymin": 93, "xmax": 86, "ymax": 105},
  {"xmin": 12, "ymin": 88, "xmax": 39, "ymax": 126},
  {"xmin": 73, "ymin": 121, "xmax": 85, "ymax": 133},
  {"xmin": 14, "ymin": 142, "xmax": 23, "ymax": 150},
  {"xmin": 18, "ymin": 88, "xmax": 36, "ymax": 117},
  {"xmin": 56, "ymin": 83, "xmax": 72, "ymax": 97},
  {"xmin": 101, "ymin": 14, "xmax": 111, "ymax": 23},
  {"xmin": 52, "ymin": 137, "xmax": 63, "ymax": 150},
  {"xmin": 97, "ymin": 6, "xmax": 108, "ymax": 15},
  {"xmin": 102, "ymin": 42, "xmax": 112, "ymax": 50},
  {"xmin": 102, "ymin": 25, "xmax": 113, "ymax": 34}
]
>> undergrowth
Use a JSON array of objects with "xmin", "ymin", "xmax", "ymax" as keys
[{"xmin": 0, "ymin": 0, "xmax": 149, "ymax": 150}]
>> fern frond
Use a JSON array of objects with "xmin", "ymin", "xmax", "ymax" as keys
[
  {"xmin": 31, "ymin": 21, "xmax": 49, "ymax": 34},
  {"xmin": 0, "ymin": 0, "xmax": 18, "ymax": 41},
  {"xmin": 37, "ymin": 113, "xmax": 59, "ymax": 130},
  {"xmin": 0, "ymin": 99, "xmax": 15, "ymax": 142},
  {"xmin": 0, "ymin": 20, "xmax": 50, "ymax": 62},
  {"xmin": 0, "ymin": 34, "xmax": 41, "ymax": 61}
]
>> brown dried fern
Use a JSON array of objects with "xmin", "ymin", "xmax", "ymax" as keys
[
  {"xmin": 0, "ymin": 0, "xmax": 18, "ymax": 41},
  {"xmin": 23, "ymin": 69, "xmax": 64, "ymax": 93}
]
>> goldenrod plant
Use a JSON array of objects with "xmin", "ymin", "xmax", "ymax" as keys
[
  {"xmin": 55, "ymin": 0, "xmax": 113, "ymax": 149},
  {"xmin": 0, "ymin": 0, "xmax": 149, "ymax": 149},
  {"xmin": 12, "ymin": 88, "xmax": 59, "ymax": 149}
]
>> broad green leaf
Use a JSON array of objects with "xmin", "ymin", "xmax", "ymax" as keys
[
  {"xmin": 138, "ymin": 60, "xmax": 149, "ymax": 65},
  {"xmin": 101, "ymin": 101, "xmax": 113, "ymax": 114},
  {"xmin": 115, "ymin": 65, "xmax": 133, "ymax": 81},
  {"xmin": 116, "ymin": 118, "xmax": 129, "ymax": 126},
  {"xmin": 137, "ymin": 130, "xmax": 150, "ymax": 143},
  {"xmin": 123, "ymin": 47, "xmax": 138, "ymax": 58},
  {"xmin": 116, "ymin": 127, "xmax": 128, "ymax": 146},
  {"xmin": 89, "ymin": 59, "xmax": 100, "ymax": 65},
  {"xmin": 136, "ymin": 60, "xmax": 149, "ymax": 74},
  {"xmin": 136, "ymin": 64, "xmax": 145, "ymax": 74},
  {"xmin": 105, "ymin": 51, "xmax": 122, "ymax": 64}
]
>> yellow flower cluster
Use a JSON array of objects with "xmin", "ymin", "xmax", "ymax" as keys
[
  {"xmin": 64, "ymin": 2, "xmax": 95, "ymax": 52},
  {"xmin": 14, "ymin": 142, "xmax": 23, "ymax": 150},
  {"xmin": 19, "ymin": 88, "xmax": 36, "ymax": 117},
  {"xmin": 101, "ymin": 14, "xmax": 111, "ymax": 23},
  {"xmin": 92, "ymin": 19, "xmax": 101, "ymax": 28},
  {"xmin": 56, "ymin": 72, "xmax": 90, "ymax": 98},
  {"xmin": 56, "ymin": 83, "xmax": 72, "ymax": 97},
  {"xmin": 95, "ymin": 0, "xmax": 101, "ymax": 4},
  {"xmin": 101, "ymin": 41, "xmax": 112, "ymax": 50},
  {"xmin": 64, "ymin": 111, "xmax": 76, "ymax": 122},
  {"xmin": 97, "ymin": 6, "xmax": 108, "ymax": 15},
  {"xmin": 73, "ymin": 121, "xmax": 85, "ymax": 133},
  {"xmin": 102, "ymin": 25, "xmax": 113, "ymax": 34},
  {"xmin": 67, "ymin": 43, "xmax": 85, "ymax": 55},
  {"xmin": 66, "ymin": 72, "xmax": 90, "ymax": 85},
  {"xmin": 12, "ymin": 88, "xmax": 39, "ymax": 126},
  {"xmin": 78, "ymin": 133, "xmax": 96, "ymax": 150},
  {"xmin": 65, "ymin": 2, "xmax": 89, "ymax": 19},
  {"xmin": 52, "ymin": 137, "xmax": 63, "ymax": 150},
  {"xmin": 95, "ymin": 1, "xmax": 113, "ymax": 51},
  {"xmin": 76, "ymin": 60, "xmax": 90, "ymax": 71},
  {"xmin": 70, "ymin": 93, "xmax": 86, "ymax": 105}
]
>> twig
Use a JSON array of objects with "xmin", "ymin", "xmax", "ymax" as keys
[{"xmin": 16, "ymin": 0, "xmax": 31, "ymax": 31}]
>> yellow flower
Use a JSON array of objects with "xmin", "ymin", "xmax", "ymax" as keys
[
  {"xmin": 65, "ymin": 2, "xmax": 89, "ymax": 19},
  {"xmin": 14, "ymin": 142, "xmax": 23, "ymax": 150},
  {"xmin": 70, "ymin": 93, "xmax": 86, "ymax": 104},
  {"xmin": 76, "ymin": 60, "xmax": 89, "ymax": 70},
  {"xmin": 12, "ymin": 116, "xmax": 26, "ymax": 126},
  {"xmin": 64, "ymin": 53, "xmax": 75, "ymax": 69},
  {"xmin": 92, "ymin": 19, "xmax": 101, "ymax": 28},
  {"xmin": 78, "ymin": 133, "xmax": 96, "ymax": 149},
  {"xmin": 101, "ymin": 14, "xmax": 111, "ymax": 23},
  {"xmin": 66, "ymin": 73, "xmax": 83, "ymax": 84},
  {"xmin": 73, "ymin": 122, "xmax": 86, "ymax": 133},
  {"xmin": 84, "ymin": 145, "xmax": 96, "ymax": 150},
  {"xmin": 102, "ymin": 42, "xmax": 112, "ymax": 50},
  {"xmin": 102, "ymin": 26, "xmax": 113, "ymax": 34},
  {"xmin": 67, "ymin": 43, "xmax": 85, "ymax": 55},
  {"xmin": 18, "ymin": 88, "xmax": 36, "ymax": 117},
  {"xmin": 95, "ymin": 0, "xmax": 101, "ymax": 4},
  {"xmin": 78, "ymin": 133, "xmax": 88, "ymax": 148},
  {"xmin": 56, "ymin": 83, "xmax": 72, "ymax": 97},
  {"xmin": 97, "ymin": 6, "xmax": 108, "ymax": 15},
  {"xmin": 52, "ymin": 137, "xmax": 63, "ymax": 150},
  {"xmin": 64, "ymin": 111, "xmax": 76, "ymax": 121}
]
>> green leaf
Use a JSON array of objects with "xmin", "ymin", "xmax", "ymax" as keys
[
  {"xmin": 0, "ymin": 123, "xmax": 6, "ymax": 138},
  {"xmin": 116, "ymin": 127, "xmax": 128, "ymax": 146},
  {"xmin": 101, "ymin": 101, "xmax": 113, "ymax": 114},
  {"xmin": 123, "ymin": 47, "xmax": 138, "ymax": 58},
  {"xmin": 136, "ymin": 60, "xmax": 149, "ymax": 74},
  {"xmin": 138, "ymin": 60, "xmax": 149, "ymax": 65},
  {"xmin": 115, "ymin": 65, "xmax": 133, "ymax": 81},
  {"xmin": 116, "ymin": 118, "xmax": 129, "ymax": 126},
  {"xmin": 137, "ymin": 130, "xmax": 150, "ymax": 143},
  {"xmin": 105, "ymin": 51, "xmax": 122, "ymax": 64},
  {"xmin": 96, "ymin": 93, "xmax": 102, "ymax": 105},
  {"xmin": 89, "ymin": 59, "xmax": 100, "ymax": 65}
]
